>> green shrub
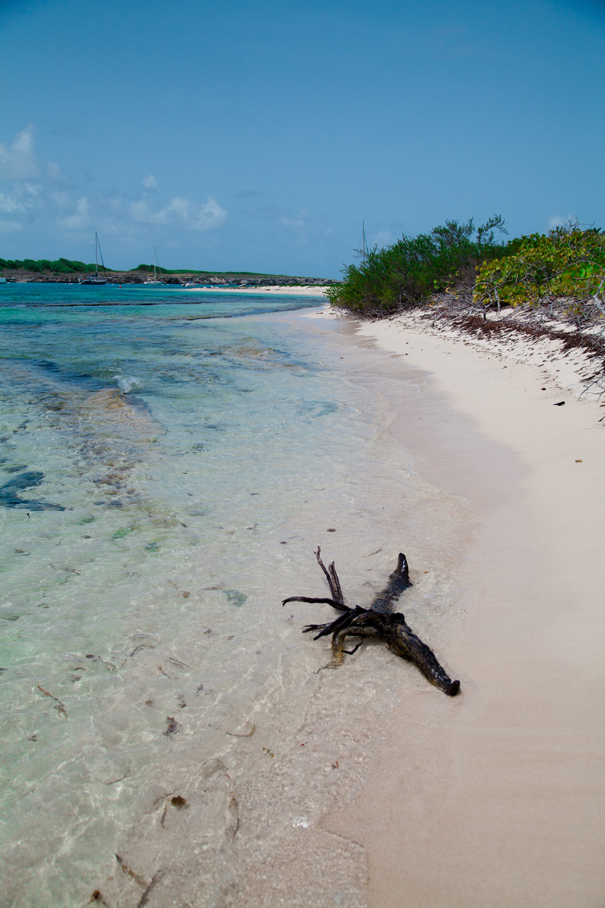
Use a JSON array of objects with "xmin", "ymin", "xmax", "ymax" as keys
[
  {"xmin": 327, "ymin": 216, "xmax": 508, "ymax": 315},
  {"xmin": 132, "ymin": 263, "xmax": 171, "ymax": 274},
  {"xmin": 0, "ymin": 257, "xmax": 95, "ymax": 273},
  {"xmin": 474, "ymin": 225, "xmax": 605, "ymax": 308},
  {"xmin": 52, "ymin": 258, "xmax": 87, "ymax": 273},
  {"xmin": 22, "ymin": 259, "xmax": 44, "ymax": 273}
]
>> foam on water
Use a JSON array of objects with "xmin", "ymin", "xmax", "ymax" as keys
[
  {"xmin": 0, "ymin": 285, "xmax": 471, "ymax": 906},
  {"xmin": 114, "ymin": 374, "xmax": 143, "ymax": 394}
]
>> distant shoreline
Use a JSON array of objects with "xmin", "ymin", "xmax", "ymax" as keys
[
  {"xmin": 0, "ymin": 265, "xmax": 336, "ymax": 290},
  {"xmin": 180, "ymin": 284, "xmax": 330, "ymax": 297},
  {"xmin": 0, "ymin": 278, "xmax": 330, "ymax": 297}
]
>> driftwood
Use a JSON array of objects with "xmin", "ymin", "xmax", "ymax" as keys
[{"xmin": 283, "ymin": 548, "xmax": 460, "ymax": 696}]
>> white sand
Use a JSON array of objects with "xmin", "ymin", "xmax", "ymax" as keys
[
  {"xmin": 322, "ymin": 310, "xmax": 605, "ymax": 907},
  {"xmin": 180, "ymin": 285, "xmax": 330, "ymax": 296},
  {"xmin": 87, "ymin": 305, "xmax": 604, "ymax": 907}
]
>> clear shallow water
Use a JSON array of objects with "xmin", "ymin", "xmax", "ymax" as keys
[{"xmin": 0, "ymin": 285, "xmax": 469, "ymax": 907}]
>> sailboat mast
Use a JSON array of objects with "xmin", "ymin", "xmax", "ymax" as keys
[
  {"xmin": 95, "ymin": 232, "xmax": 98, "ymax": 278},
  {"xmin": 362, "ymin": 221, "xmax": 368, "ymax": 257},
  {"xmin": 153, "ymin": 247, "xmax": 158, "ymax": 281}
]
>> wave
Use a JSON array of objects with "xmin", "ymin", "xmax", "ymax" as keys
[{"xmin": 114, "ymin": 374, "xmax": 142, "ymax": 393}]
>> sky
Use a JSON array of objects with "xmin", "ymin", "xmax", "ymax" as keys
[{"xmin": 0, "ymin": 0, "xmax": 604, "ymax": 277}]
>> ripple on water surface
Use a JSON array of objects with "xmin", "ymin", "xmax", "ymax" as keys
[{"xmin": 0, "ymin": 286, "xmax": 470, "ymax": 906}]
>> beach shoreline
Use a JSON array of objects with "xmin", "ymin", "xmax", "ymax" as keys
[
  {"xmin": 179, "ymin": 285, "xmax": 330, "ymax": 297},
  {"xmin": 87, "ymin": 304, "xmax": 481, "ymax": 908},
  {"xmin": 5, "ymin": 290, "xmax": 603, "ymax": 907},
  {"xmin": 315, "ymin": 307, "xmax": 605, "ymax": 907}
]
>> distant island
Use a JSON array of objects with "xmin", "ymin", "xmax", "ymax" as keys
[{"xmin": 0, "ymin": 257, "xmax": 335, "ymax": 287}]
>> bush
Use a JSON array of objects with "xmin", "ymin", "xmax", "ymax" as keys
[
  {"xmin": 474, "ymin": 224, "xmax": 605, "ymax": 309},
  {"xmin": 0, "ymin": 257, "xmax": 94, "ymax": 273},
  {"xmin": 132, "ymin": 263, "xmax": 170, "ymax": 274},
  {"xmin": 327, "ymin": 216, "xmax": 508, "ymax": 315},
  {"xmin": 52, "ymin": 258, "xmax": 87, "ymax": 273}
]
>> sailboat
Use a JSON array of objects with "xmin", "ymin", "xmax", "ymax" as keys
[
  {"xmin": 79, "ymin": 233, "xmax": 108, "ymax": 285},
  {"xmin": 144, "ymin": 247, "xmax": 163, "ymax": 285},
  {"xmin": 360, "ymin": 221, "xmax": 370, "ymax": 259}
]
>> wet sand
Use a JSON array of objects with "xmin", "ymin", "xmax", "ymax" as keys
[{"xmin": 323, "ymin": 312, "xmax": 605, "ymax": 907}]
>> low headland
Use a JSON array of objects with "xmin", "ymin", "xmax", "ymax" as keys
[{"xmin": 0, "ymin": 256, "xmax": 336, "ymax": 290}]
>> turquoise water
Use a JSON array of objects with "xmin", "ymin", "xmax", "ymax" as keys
[{"xmin": 0, "ymin": 284, "xmax": 466, "ymax": 906}]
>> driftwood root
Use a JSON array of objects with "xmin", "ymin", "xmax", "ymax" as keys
[{"xmin": 283, "ymin": 548, "xmax": 460, "ymax": 696}]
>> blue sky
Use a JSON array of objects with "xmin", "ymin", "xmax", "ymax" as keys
[{"xmin": 0, "ymin": 0, "xmax": 603, "ymax": 276}]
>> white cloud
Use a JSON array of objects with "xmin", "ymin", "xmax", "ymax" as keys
[
  {"xmin": 62, "ymin": 197, "xmax": 92, "ymax": 230},
  {"xmin": 0, "ymin": 125, "xmax": 37, "ymax": 179},
  {"xmin": 194, "ymin": 197, "xmax": 227, "ymax": 230},
  {"xmin": 130, "ymin": 194, "xmax": 227, "ymax": 231},
  {"xmin": 548, "ymin": 214, "xmax": 575, "ymax": 230},
  {"xmin": 0, "ymin": 124, "xmax": 68, "ymax": 182},
  {"xmin": 0, "ymin": 192, "xmax": 23, "ymax": 213},
  {"xmin": 0, "ymin": 125, "xmax": 227, "ymax": 244},
  {"xmin": 281, "ymin": 215, "xmax": 308, "ymax": 229}
]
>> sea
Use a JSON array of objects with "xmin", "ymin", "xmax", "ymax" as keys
[{"xmin": 0, "ymin": 284, "xmax": 470, "ymax": 907}]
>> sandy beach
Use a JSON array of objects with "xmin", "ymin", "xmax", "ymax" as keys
[
  {"xmin": 6, "ymin": 289, "xmax": 603, "ymax": 908},
  {"xmin": 5, "ymin": 0, "xmax": 604, "ymax": 903},
  {"xmin": 180, "ymin": 285, "xmax": 330, "ymax": 297},
  {"xmin": 318, "ymin": 308, "xmax": 605, "ymax": 907},
  {"xmin": 97, "ymin": 304, "xmax": 605, "ymax": 908}
]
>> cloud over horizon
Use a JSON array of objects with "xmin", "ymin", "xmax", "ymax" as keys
[
  {"xmin": 0, "ymin": 124, "xmax": 68, "ymax": 183},
  {"xmin": 0, "ymin": 126, "xmax": 228, "ymax": 249},
  {"xmin": 130, "ymin": 194, "xmax": 226, "ymax": 231}
]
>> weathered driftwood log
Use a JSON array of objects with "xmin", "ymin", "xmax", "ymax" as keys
[{"xmin": 283, "ymin": 548, "xmax": 460, "ymax": 696}]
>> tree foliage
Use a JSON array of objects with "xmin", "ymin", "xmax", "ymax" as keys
[
  {"xmin": 0, "ymin": 257, "xmax": 105, "ymax": 273},
  {"xmin": 473, "ymin": 224, "xmax": 605, "ymax": 309},
  {"xmin": 326, "ymin": 216, "xmax": 508, "ymax": 315},
  {"xmin": 132, "ymin": 263, "xmax": 171, "ymax": 274}
]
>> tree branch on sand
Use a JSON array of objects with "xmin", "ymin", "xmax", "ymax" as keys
[{"xmin": 283, "ymin": 548, "xmax": 460, "ymax": 697}]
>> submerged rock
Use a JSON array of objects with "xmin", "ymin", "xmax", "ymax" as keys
[{"xmin": 0, "ymin": 471, "xmax": 65, "ymax": 511}]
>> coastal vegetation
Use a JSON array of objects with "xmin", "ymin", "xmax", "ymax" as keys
[
  {"xmin": 473, "ymin": 225, "xmax": 605, "ymax": 311},
  {"xmin": 0, "ymin": 257, "xmax": 107, "ymax": 274},
  {"xmin": 325, "ymin": 216, "xmax": 509, "ymax": 315},
  {"xmin": 327, "ymin": 218, "xmax": 605, "ymax": 320},
  {"xmin": 132, "ymin": 265, "xmax": 298, "ymax": 278}
]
